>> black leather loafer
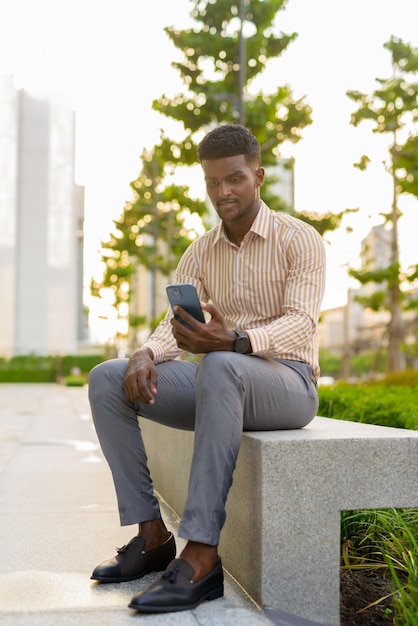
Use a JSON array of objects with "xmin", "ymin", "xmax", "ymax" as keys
[
  {"xmin": 91, "ymin": 533, "xmax": 176, "ymax": 583},
  {"xmin": 128, "ymin": 557, "xmax": 224, "ymax": 613}
]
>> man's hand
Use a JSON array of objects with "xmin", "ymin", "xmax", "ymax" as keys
[
  {"xmin": 123, "ymin": 348, "xmax": 158, "ymax": 404},
  {"xmin": 171, "ymin": 302, "xmax": 236, "ymax": 353}
]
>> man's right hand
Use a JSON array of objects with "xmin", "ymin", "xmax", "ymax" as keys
[{"xmin": 123, "ymin": 348, "xmax": 158, "ymax": 405}]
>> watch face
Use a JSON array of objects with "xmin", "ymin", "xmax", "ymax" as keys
[{"xmin": 234, "ymin": 335, "xmax": 249, "ymax": 353}]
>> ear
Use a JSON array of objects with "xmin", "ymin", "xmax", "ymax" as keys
[{"xmin": 256, "ymin": 167, "xmax": 265, "ymax": 187}]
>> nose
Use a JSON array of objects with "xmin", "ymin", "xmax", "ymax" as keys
[{"xmin": 218, "ymin": 181, "xmax": 231, "ymax": 197}]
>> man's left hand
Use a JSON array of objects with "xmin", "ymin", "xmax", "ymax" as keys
[{"xmin": 171, "ymin": 302, "xmax": 235, "ymax": 353}]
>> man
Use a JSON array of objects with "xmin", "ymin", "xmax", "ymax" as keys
[{"xmin": 89, "ymin": 124, "xmax": 326, "ymax": 613}]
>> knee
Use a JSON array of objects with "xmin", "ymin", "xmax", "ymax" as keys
[
  {"xmin": 88, "ymin": 359, "xmax": 110, "ymax": 388},
  {"xmin": 88, "ymin": 359, "xmax": 127, "ymax": 399},
  {"xmin": 198, "ymin": 351, "xmax": 236, "ymax": 370},
  {"xmin": 196, "ymin": 352, "xmax": 241, "ymax": 387}
]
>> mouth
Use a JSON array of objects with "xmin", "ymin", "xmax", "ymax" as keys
[{"xmin": 217, "ymin": 200, "xmax": 237, "ymax": 210}]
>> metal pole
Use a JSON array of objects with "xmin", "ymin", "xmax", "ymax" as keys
[{"xmin": 238, "ymin": 0, "xmax": 246, "ymax": 124}]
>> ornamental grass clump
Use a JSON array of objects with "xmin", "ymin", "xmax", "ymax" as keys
[{"xmin": 341, "ymin": 508, "xmax": 418, "ymax": 624}]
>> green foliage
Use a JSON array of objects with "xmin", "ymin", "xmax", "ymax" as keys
[
  {"xmin": 346, "ymin": 36, "xmax": 418, "ymax": 373},
  {"xmin": 152, "ymin": 0, "xmax": 315, "ymax": 205},
  {"xmin": 153, "ymin": 0, "xmax": 348, "ymax": 227},
  {"xmin": 341, "ymin": 508, "xmax": 418, "ymax": 624},
  {"xmin": 384, "ymin": 515, "xmax": 418, "ymax": 625},
  {"xmin": 90, "ymin": 0, "xmax": 322, "ymax": 330},
  {"xmin": 378, "ymin": 369, "xmax": 418, "ymax": 386},
  {"xmin": 392, "ymin": 134, "xmax": 418, "ymax": 197},
  {"xmin": 63, "ymin": 375, "xmax": 87, "ymax": 387},
  {"xmin": 93, "ymin": 0, "xmax": 348, "ymax": 330},
  {"xmin": 0, "ymin": 355, "xmax": 56, "ymax": 382},
  {"xmin": 347, "ymin": 37, "xmax": 418, "ymax": 140},
  {"xmin": 335, "ymin": 372, "xmax": 418, "ymax": 622},
  {"xmin": 318, "ymin": 350, "xmax": 343, "ymax": 377},
  {"xmin": 0, "ymin": 354, "xmax": 104, "ymax": 383},
  {"xmin": 317, "ymin": 376, "xmax": 418, "ymax": 430},
  {"xmin": 342, "ymin": 508, "xmax": 418, "ymax": 571},
  {"xmin": 94, "ymin": 147, "xmax": 209, "ymax": 308},
  {"xmin": 156, "ymin": 0, "xmax": 300, "ymax": 137},
  {"xmin": 350, "ymin": 262, "xmax": 401, "ymax": 288},
  {"xmin": 294, "ymin": 209, "xmax": 350, "ymax": 237},
  {"xmin": 349, "ymin": 350, "xmax": 387, "ymax": 377}
]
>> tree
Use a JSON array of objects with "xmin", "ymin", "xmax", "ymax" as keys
[
  {"xmin": 347, "ymin": 36, "xmax": 418, "ymax": 372},
  {"xmin": 94, "ymin": 0, "xmax": 346, "ymax": 338},
  {"xmin": 91, "ymin": 144, "xmax": 208, "ymax": 337},
  {"xmin": 151, "ymin": 0, "xmax": 323, "ymax": 215}
]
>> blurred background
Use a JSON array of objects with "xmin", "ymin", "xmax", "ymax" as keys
[{"xmin": 0, "ymin": 0, "xmax": 417, "ymax": 381}]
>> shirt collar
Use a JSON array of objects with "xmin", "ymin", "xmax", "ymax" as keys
[{"xmin": 213, "ymin": 201, "xmax": 270, "ymax": 246}]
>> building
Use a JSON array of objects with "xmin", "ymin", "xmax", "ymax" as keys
[
  {"xmin": 0, "ymin": 75, "xmax": 86, "ymax": 357},
  {"xmin": 318, "ymin": 223, "xmax": 418, "ymax": 373}
]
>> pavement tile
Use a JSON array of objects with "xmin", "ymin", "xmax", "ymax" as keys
[{"xmin": 0, "ymin": 384, "xmax": 273, "ymax": 626}]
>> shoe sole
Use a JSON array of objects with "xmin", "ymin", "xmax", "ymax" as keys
[
  {"xmin": 90, "ymin": 560, "xmax": 171, "ymax": 583},
  {"xmin": 128, "ymin": 584, "xmax": 224, "ymax": 612}
]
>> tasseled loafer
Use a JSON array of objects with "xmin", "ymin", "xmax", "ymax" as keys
[
  {"xmin": 91, "ymin": 533, "xmax": 176, "ymax": 583},
  {"xmin": 128, "ymin": 557, "xmax": 224, "ymax": 613}
]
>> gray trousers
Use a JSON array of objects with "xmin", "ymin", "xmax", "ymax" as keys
[{"xmin": 88, "ymin": 352, "xmax": 318, "ymax": 546}]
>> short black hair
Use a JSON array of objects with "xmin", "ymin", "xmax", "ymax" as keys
[{"xmin": 197, "ymin": 124, "xmax": 260, "ymax": 165}]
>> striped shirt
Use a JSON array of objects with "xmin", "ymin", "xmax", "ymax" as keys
[{"xmin": 143, "ymin": 201, "xmax": 326, "ymax": 380}]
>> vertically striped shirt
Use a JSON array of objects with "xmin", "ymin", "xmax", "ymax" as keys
[{"xmin": 143, "ymin": 201, "xmax": 326, "ymax": 380}]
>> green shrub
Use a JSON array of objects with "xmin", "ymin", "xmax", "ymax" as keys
[
  {"xmin": 64, "ymin": 375, "xmax": 87, "ymax": 387},
  {"xmin": 0, "ymin": 354, "xmax": 104, "ymax": 383},
  {"xmin": 318, "ymin": 350, "xmax": 343, "ymax": 378},
  {"xmin": 368, "ymin": 369, "xmax": 418, "ymax": 387},
  {"xmin": 60, "ymin": 354, "xmax": 105, "ymax": 376},
  {"xmin": 318, "ymin": 379, "xmax": 418, "ymax": 430}
]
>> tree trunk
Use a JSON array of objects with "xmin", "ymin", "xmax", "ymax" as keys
[{"xmin": 387, "ymin": 142, "xmax": 405, "ymax": 372}]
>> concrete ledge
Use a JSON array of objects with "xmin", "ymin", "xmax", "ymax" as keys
[{"xmin": 141, "ymin": 416, "xmax": 418, "ymax": 626}]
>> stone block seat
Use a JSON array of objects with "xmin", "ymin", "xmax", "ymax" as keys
[{"xmin": 141, "ymin": 415, "xmax": 418, "ymax": 626}]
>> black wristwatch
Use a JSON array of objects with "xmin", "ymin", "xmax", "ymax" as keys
[{"xmin": 232, "ymin": 330, "xmax": 250, "ymax": 354}]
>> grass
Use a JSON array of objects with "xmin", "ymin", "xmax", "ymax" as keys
[
  {"xmin": 325, "ymin": 372, "xmax": 418, "ymax": 624},
  {"xmin": 341, "ymin": 508, "xmax": 418, "ymax": 624}
]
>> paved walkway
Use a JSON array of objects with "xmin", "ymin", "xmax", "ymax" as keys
[{"xmin": 0, "ymin": 383, "xmax": 320, "ymax": 626}]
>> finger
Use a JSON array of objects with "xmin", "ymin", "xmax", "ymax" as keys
[
  {"xmin": 124, "ymin": 372, "xmax": 156, "ymax": 405},
  {"xmin": 174, "ymin": 306, "xmax": 202, "ymax": 329},
  {"xmin": 136, "ymin": 373, "xmax": 158, "ymax": 404},
  {"xmin": 201, "ymin": 302, "xmax": 223, "ymax": 322},
  {"xmin": 148, "ymin": 368, "xmax": 158, "ymax": 398}
]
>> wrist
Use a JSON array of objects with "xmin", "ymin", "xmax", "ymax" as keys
[
  {"xmin": 132, "ymin": 347, "xmax": 154, "ymax": 361},
  {"xmin": 232, "ymin": 329, "xmax": 251, "ymax": 354}
]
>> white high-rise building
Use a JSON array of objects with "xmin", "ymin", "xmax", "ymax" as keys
[{"xmin": 0, "ymin": 75, "xmax": 85, "ymax": 357}]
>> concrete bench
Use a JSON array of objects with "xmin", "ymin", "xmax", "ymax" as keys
[{"xmin": 140, "ymin": 416, "xmax": 418, "ymax": 626}]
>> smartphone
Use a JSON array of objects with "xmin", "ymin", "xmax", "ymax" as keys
[{"xmin": 166, "ymin": 283, "xmax": 205, "ymax": 328}]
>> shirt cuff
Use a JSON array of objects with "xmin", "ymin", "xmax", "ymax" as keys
[
  {"xmin": 246, "ymin": 327, "xmax": 271, "ymax": 356},
  {"xmin": 141, "ymin": 341, "xmax": 166, "ymax": 364}
]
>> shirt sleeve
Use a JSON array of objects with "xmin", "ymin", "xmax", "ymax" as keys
[
  {"xmin": 246, "ymin": 224, "xmax": 326, "ymax": 359},
  {"xmin": 139, "ymin": 242, "xmax": 207, "ymax": 364}
]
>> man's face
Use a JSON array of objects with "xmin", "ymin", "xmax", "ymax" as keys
[{"xmin": 202, "ymin": 155, "xmax": 264, "ymax": 227}]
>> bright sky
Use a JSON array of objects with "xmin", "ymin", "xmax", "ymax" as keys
[{"xmin": 1, "ymin": 0, "xmax": 417, "ymax": 340}]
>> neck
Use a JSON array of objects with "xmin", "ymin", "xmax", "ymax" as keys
[
  {"xmin": 223, "ymin": 200, "xmax": 261, "ymax": 246},
  {"xmin": 224, "ymin": 225, "xmax": 247, "ymax": 247}
]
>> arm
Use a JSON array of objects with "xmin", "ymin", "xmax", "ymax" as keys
[{"xmin": 247, "ymin": 226, "xmax": 326, "ymax": 359}]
